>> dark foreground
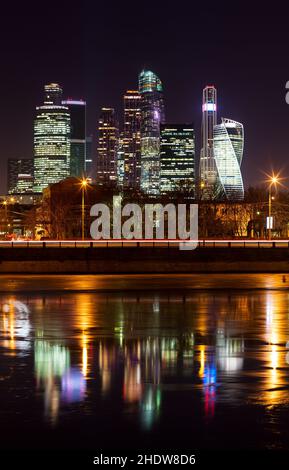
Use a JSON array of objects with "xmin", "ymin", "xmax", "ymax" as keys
[
  {"xmin": 2, "ymin": 245, "xmax": 289, "ymax": 273},
  {"xmin": 1, "ymin": 274, "xmax": 289, "ymax": 465}
]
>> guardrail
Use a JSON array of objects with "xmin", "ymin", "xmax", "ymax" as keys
[{"xmin": 0, "ymin": 240, "xmax": 289, "ymax": 248}]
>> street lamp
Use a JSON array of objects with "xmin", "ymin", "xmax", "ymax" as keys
[
  {"xmin": 268, "ymin": 175, "xmax": 279, "ymax": 240},
  {"xmin": 2, "ymin": 200, "xmax": 8, "ymax": 235},
  {"xmin": 81, "ymin": 179, "xmax": 88, "ymax": 240}
]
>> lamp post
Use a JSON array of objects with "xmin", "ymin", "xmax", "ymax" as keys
[
  {"xmin": 200, "ymin": 181, "xmax": 205, "ymax": 200},
  {"xmin": 81, "ymin": 179, "xmax": 88, "ymax": 240},
  {"xmin": 268, "ymin": 175, "xmax": 279, "ymax": 240},
  {"xmin": 268, "ymin": 184, "xmax": 272, "ymax": 240},
  {"xmin": 2, "ymin": 200, "xmax": 8, "ymax": 235}
]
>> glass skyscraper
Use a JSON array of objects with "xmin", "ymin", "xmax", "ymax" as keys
[
  {"xmin": 199, "ymin": 85, "xmax": 218, "ymax": 197},
  {"xmin": 8, "ymin": 158, "xmax": 34, "ymax": 194},
  {"xmin": 117, "ymin": 132, "xmax": 125, "ymax": 188},
  {"xmin": 123, "ymin": 90, "xmax": 141, "ymax": 189},
  {"xmin": 213, "ymin": 118, "xmax": 244, "ymax": 201},
  {"xmin": 85, "ymin": 135, "xmax": 93, "ymax": 178},
  {"xmin": 96, "ymin": 108, "xmax": 119, "ymax": 184},
  {"xmin": 34, "ymin": 83, "xmax": 70, "ymax": 193},
  {"xmin": 139, "ymin": 70, "xmax": 165, "ymax": 195},
  {"xmin": 160, "ymin": 125, "xmax": 195, "ymax": 194},
  {"xmin": 62, "ymin": 99, "xmax": 86, "ymax": 178}
]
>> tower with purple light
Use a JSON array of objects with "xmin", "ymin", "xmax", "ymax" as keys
[
  {"xmin": 199, "ymin": 85, "xmax": 218, "ymax": 197},
  {"xmin": 139, "ymin": 70, "xmax": 165, "ymax": 194}
]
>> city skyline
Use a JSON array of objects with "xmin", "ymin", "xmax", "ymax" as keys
[
  {"xmin": 2, "ymin": 3, "xmax": 289, "ymax": 463},
  {"xmin": 0, "ymin": 73, "xmax": 277, "ymax": 198},
  {"xmin": 7, "ymin": 75, "xmax": 245, "ymax": 198},
  {"xmin": 2, "ymin": 2, "xmax": 289, "ymax": 194}
]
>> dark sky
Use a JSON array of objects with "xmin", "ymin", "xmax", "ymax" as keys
[{"xmin": 1, "ymin": 1, "xmax": 289, "ymax": 193}]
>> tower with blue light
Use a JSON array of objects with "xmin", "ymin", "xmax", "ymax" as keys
[{"xmin": 199, "ymin": 85, "xmax": 218, "ymax": 198}]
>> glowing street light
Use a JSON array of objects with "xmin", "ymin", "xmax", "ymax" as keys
[
  {"xmin": 81, "ymin": 179, "xmax": 88, "ymax": 240},
  {"xmin": 267, "ymin": 174, "xmax": 280, "ymax": 240},
  {"xmin": 199, "ymin": 181, "xmax": 205, "ymax": 200}
]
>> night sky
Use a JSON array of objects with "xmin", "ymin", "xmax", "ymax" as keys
[{"xmin": 1, "ymin": 1, "xmax": 289, "ymax": 193}]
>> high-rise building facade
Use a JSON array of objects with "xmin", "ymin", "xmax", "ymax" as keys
[
  {"xmin": 199, "ymin": 85, "xmax": 218, "ymax": 196},
  {"xmin": 117, "ymin": 132, "xmax": 125, "ymax": 188},
  {"xmin": 85, "ymin": 135, "xmax": 93, "ymax": 177},
  {"xmin": 62, "ymin": 99, "xmax": 86, "ymax": 178},
  {"xmin": 34, "ymin": 83, "xmax": 70, "ymax": 193},
  {"xmin": 123, "ymin": 90, "xmax": 141, "ymax": 189},
  {"xmin": 139, "ymin": 70, "xmax": 165, "ymax": 195},
  {"xmin": 8, "ymin": 158, "xmax": 34, "ymax": 194},
  {"xmin": 213, "ymin": 118, "xmax": 244, "ymax": 200},
  {"xmin": 160, "ymin": 125, "xmax": 195, "ymax": 194},
  {"xmin": 96, "ymin": 108, "xmax": 119, "ymax": 184}
]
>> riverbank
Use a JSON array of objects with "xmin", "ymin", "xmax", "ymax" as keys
[{"xmin": 1, "ymin": 246, "xmax": 289, "ymax": 273}]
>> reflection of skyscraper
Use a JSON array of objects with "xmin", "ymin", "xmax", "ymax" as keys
[
  {"xmin": 96, "ymin": 108, "xmax": 119, "ymax": 184},
  {"xmin": 139, "ymin": 70, "xmax": 165, "ymax": 195},
  {"xmin": 160, "ymin": 124, "xmax": 195, "ymax": 194},
  {"xmin": 213, "ymin": 118, "xmax": 244, "ymax": 200},
  {"xmin": 34, "ymin": 83, "xmax": 71, "ymax": 193},
  {"xmin": 34, "ymin": 338, "xmax": 70, "ymax": 423},
  {"xmin": 62, "ymin": 99, "xmax": 86, "ymax": 178},
  {"xmin": 199, "ymin": 86, "xmax": 218, "ymax": 197},
  {"xmin": 123, "ymin": 90, "xmax": 141, "ymax": 189}
]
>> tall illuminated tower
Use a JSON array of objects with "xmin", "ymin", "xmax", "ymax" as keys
[
  {"xmin": 213, "ymin": 118, "xmax": 244, "ymax": 200},
  {"xmin": 117, "ymin": 132, "xmax": 125, "ymax": 188},
  {"xmin": 34, "ymin": 83, "xmax": 70, "ymax": 193},
  {"xmin": 96, "ymin": 108, "xmax": 119, "ymax": 184},
  {"xmin": 62, "ymin": 99, "xmax": 86, "ymax": 178},
  {"xmin": 199, "ymin": 85, "xmax": 218, "ymax": 196},
  {"xmin": 8, "ymin": 158, "xmax": 34, "ymax": 194},
  {"xmin": 139, "ymin": 70, "xmax": 165, "ymax": 195},
  {"xmin": 160, "ymin": 124, "xmax": 195, "ymax": 194},
  {"xmin": 123, "ymin": 90, "xmax": 141, "ymax": 189},
  {"xmin": 85, "ymin": 135, "xmax": 93, "ymax": 177}
]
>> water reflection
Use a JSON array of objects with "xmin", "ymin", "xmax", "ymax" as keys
[
  {"xmin": 1, "ymin": 285, "xmax": 289, "ymax": 448},
  {"xmin": 34, "ymin": 337, "xmax": 70, "ymax": 424},
  {"xmin": 1, "ymin": 299, "xmax": 31, "ymax": 353}
]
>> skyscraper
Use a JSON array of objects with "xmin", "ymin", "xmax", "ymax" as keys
[
  {"xmin": 8, "ymin": 158, "xmax": 34, "ymax": 194},
  {"xmin": 213, "ymin": 118, "xmax": 244, "ymax": 200},
  {"xmin": 139, "ymin": 70, "xmax": 165, "ymax": 195},
  {"xmin": 117, "ymin": 132, "xmax": 125, "ymax": 188},
  {"xmin": 62, "ymin": 99, "xmax": 86, "ymax": 178},
  {"xmin": 34, "ymin": 83, "xmax": 70, "ymax": 193},
  {"xmin": 96, "ymin": 108, "xmax": 119, "ymax": 184},
  {"xmin": 199, "ymin": 85, "xmax": 218, "ymax": 196},
  {"xmin": 160, "ymin": 125, "xmax": 195, "ymax": 194},
  {"xmin": 123, "ymin": 90, "xmax": 141, "ymax": 189},
  {"xmin": 85, "ymin": 135, "xmax": 93, "ymax": 177}
]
